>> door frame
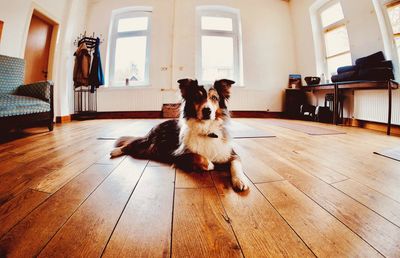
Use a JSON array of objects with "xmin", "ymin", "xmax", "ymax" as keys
[{"xmin": 22, "ymin": 5, "xmax": 60, "ymax": 81}]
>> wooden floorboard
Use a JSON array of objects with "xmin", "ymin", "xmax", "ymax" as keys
[
  {"xmin": 0, "ymin": 164, "xmax": 115, "ymax": 257},
  {"xmin": 257, "ymin": 180, "xmax": 382, "ymax": 257},
  {"xmin": 211, "ymin": 171, "xmax": 315, "ymax": 257},
  {"xmin": 102, "ymin": 166, "xmax": 175, "ymax": 258},
  {"xmin": 241, "ymin": 139, "xmax": 400, "ymax": 257},
  {"xmin": 172, "ymin": 187, "xmax": 243, "ymax": 257},
  {"xmin": 0, "ymin": 118, "xmax": 400, "ymax": 257},
  {"xmin": 0, "ymin": 189, "xmax": 49, "ymax": 238},
  {"xmin": 37, "ymin": 158, "xmax": 147, "ymax": 257}
]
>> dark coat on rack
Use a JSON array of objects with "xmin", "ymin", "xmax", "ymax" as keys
[
  {"xmin": 73, "ymin": 43, "xmax": 91, "ymax": 87},
  {"xmin": 89, "ymin": 37, "xmax": 104, "ymax": 93}
]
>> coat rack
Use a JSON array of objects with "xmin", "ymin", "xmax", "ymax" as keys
[
  {"xmin": 73, "ymin": 31, "xmax": 104, "ymax": 49},
  {"xmin": 73, "ymin": 31, "xmax": 104, "ymax": 120}
]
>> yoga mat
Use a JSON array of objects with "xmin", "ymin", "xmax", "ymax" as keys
[
  {"xmin": 98, "ymin": 121, "xmax": 275, "ymax": 140},
  {"xmin": 229, "ymin": 121, "xmax": 276, "ymax": 139},
  {"xmin": 374, "ymin": 147, "xmax": 400, "ymax": 162},
  {"xmin": 265, "ymin": 120, "xmax": 345, "ymax": 135}
]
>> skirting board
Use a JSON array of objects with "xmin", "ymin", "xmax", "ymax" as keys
[
  {"xmin": 71, "ymin": 111, "xmax": 283, "ymax": 120},
  {"xmin": 56, "ymin": 115, "xmax": 72, "ymax": 123},
  {"xmin": 344, "ymin": 118, "xmax": 400, "ymax": 135}
]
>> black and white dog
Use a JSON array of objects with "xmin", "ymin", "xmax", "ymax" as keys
[{"xmin": 110, "ymin": 78, "xmax": 248, "ymax": 191}]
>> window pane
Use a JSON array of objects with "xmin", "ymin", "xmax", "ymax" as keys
[
  {"xmin": 201, "ymin": 16, "xmax": 233, "ymax": 31},
  {"xmin": 321, "ymin": 2, "xmax": 345, "ymax": 28},
  {"xmin": 395, "ymin": 36, "xmax": 400, "ymax": 61},
  {"xmin": 327, "ymin": 52, "xmax": 352, "ymax": 77},
  {"xmin": 324, "ymin": 26, "xmax": 350, "ymax": 57},
  {"xmin": 114, "ymin": 36, "xmax": 147, "ymax": 84},
  {"xmin": 388, "ymin": 3, "xmax": 400, "ymax": 34},
  {"xmin": 118, "ymin": 17, "xmax": 148, "ymax": 32},
  {"xmin": 201, "ymin": 36, "xmax": 234, "ymax": 81}
]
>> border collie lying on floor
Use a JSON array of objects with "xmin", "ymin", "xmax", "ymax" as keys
[{"xmin": 110, "ymin": 78, "xmax": 248, "ymax": 191}]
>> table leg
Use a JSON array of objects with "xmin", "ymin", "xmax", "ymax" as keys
[
  {"xmin": 334, "ymin": 84, "xmax": 338, "ymax": 125},
  {"xmin": 387, "ymin": 81, "xmax": 392, "ymax": 135}
]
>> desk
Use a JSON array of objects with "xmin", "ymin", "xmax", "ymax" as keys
[{"xmin": 302, "ymin": 80, "xmax": 399, "ymax": 135}]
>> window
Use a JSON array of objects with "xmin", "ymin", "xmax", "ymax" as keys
[
  {"xmin": 108, "ymin": 9, "xmax": 151, "ymax": 86},
  {"xmin": 387, "ymin": 1, "xmax": 400, "ymax": 66},
  {"xmin": 196, "ymin": 7, "xmax": 243, "ymax": 85},
  {"xmin": 319, "ymin": 2, "xmax": 352, "ymax": 77}
]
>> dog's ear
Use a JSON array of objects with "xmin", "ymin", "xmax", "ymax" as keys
[
  {"xmin": 214, "ymin": 79, "xmax": 235, "ymax": 100},
  {"xmin": 178, "ymin": 78, "xmax": 198, "ymax": 99}
]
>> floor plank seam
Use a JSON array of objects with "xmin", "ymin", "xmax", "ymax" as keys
[
  {"xmin": 253, "ymin": 183, "xmax": 318, "ymax": 258},
  {"xmin": 328, "ymin": 178, "xmax": 349, "ymax": 185},
  {"xmin": 169, "ymin": 168, "xmax": 177, "ymax": 258},
  {"xmin": 35, "ymin": 153, "xmax": 117, "ymax": 194},
  {"xmin": 99, "ymin": 159, "xmax": 149, "ymax": 257},
  {"xmin": 330, "ymin": 183, "xmax": 400, "ymax": 229},
  {"xmin": 0, "ymin": 190, "xmax": 51, "ymax": 240},
  {"xmin": 333, "ymin": 178, "xmax": 400, "ymax": 206},
  {"xmin": 209, "ymin": 173, "xmax": 246, "ymax": 258},
  {"xmin": 27, "ymin": 188, "xmax": 52, "ymax": 195},
  {"xmin": 285, "ymin": 182, "xmax": 386, "ymax": 257},
  {"xmin": 33, "ymin": 158, "xmax": 127, "ymax": 257},
  {"xmin": 253, "ymin": 179, "xmax": 287, "ymax": 185},
  {"xmin": 175, "ymin": 186, "xmax": 215, "ymax": 189}
]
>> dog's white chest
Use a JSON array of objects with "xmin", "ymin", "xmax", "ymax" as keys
[{"xmin": 183, "ymin": 132, "xmax": 232, "ymax": 163}]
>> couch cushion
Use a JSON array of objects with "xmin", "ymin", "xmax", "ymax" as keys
[
  {"xmin": 0, "ymin": 94, "xmax": 50, "ymax": 117},
  {"xmin": 0, "ymin": 55, "xmax": 25, "ymax": 95}
]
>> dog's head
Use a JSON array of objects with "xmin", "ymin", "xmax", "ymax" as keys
[{"xmin": 178, "ymin": 78, "xmax": 235, "ymax": 121}]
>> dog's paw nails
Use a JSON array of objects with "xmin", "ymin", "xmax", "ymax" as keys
[
  {"xmin": 232, "ymin": 177, "xmax": 249, "ymax": 192},
  {"xmin": 207, "ymin": 161, "xmax": 215, "ymax": 171},
  {"xmin": 110, "ymin": 148, "xmax": 123, "ymax": 158}
]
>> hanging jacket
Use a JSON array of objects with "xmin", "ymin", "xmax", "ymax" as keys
[
  {"xmin": 89, "ymin": 37, "xmax": 104, "ymax": 92},
  {"xmin": 73, "ymin": 42, "xmax": 91, "ymax": 87}
]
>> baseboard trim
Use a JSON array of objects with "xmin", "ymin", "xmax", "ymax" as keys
[
  {"xmin": 70, "ymin": 111, "xmax": 283, "ymax": 120},
  {"xmin": 94, "ymin": 111, "xmax": 163, "ymax": 119},
  {"xmin": 56, "ymin": 115, "xmax": 72, "ymax": 123},
  {"xmin": 344, "ymin": 118, "xmax": 400, "ymax": 135}
]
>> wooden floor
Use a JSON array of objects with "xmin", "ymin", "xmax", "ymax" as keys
[{"xmin": 1, "ymin": 118, "xmax": 400, "ymax": 257}]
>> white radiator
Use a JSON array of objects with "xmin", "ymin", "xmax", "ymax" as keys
[
  {"xmin": 97, "ymin": 88, "xmax": 164, "ymax": 111},
  {"xmin": 354, "ymin": 90, "xmax": 400, "ymax": 125},
  {"xmin": 96, "ymin": 87, "xmax": 276, "ymax": 112}
]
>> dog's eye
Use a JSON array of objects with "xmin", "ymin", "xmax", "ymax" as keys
[{"xmin": 211, "ymin": 96, "xmax": 219, "ymax": 101}]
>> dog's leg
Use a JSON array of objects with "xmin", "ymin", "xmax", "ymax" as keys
[
  {"xmin": 175, "ymin": 153, "xmax": 214, "ymax": 172},
  {"xmin": 230, "ymin": 155, "xmax": 248, "ymax": 192}
]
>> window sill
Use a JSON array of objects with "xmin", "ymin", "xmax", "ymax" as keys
[{"xmin": 98, "ymin": 85, "xmax": 153, "ymax": 91}]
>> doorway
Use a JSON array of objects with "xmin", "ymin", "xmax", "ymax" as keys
[{"xmin": 24, "ymin": 10, "xmax": 56, "ymax": 84}]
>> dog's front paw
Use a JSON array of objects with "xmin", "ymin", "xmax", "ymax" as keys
[
  {"xmin": 110, "ymin": 148, "xmax": 123, "ymax": 158},
  {"xmin": 232, "ymin": 177, "xmax": 249, "ymax": 192}
]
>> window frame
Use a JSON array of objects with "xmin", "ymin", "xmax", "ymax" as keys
[
  {"xmin": 108, "ymin": 10, "xmax": 152, "ymax": 87},
  {"xmin": 318, "ymin": 1, "xmax": 352, "ymax": 77},
  {"xmin": 386, "ymin": 0, "xmax": 400, "ymax": 67},
  {"xmin": 196, "ymin": 7, "xmax": 243, "ymax": 85}
]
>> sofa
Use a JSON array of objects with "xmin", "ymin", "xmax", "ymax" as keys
[{"xmin": 0, "ymin": 55, "xmax": 54, "ymax": 131}]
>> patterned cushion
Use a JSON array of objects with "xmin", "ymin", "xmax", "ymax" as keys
[
  {"xmin": 17, "ymin": 81, "xmax": 53, "ymax": 101},
  {"xmin": 0, "ymin": 94, "xmax": 50, "ymax": 117},
  {"xmin": 0, "ymin": 55, "xmax": 25, "ymax": 94}
]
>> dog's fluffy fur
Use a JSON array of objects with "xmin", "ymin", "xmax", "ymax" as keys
[{"xmin": 110, "ymin": 78, "xmax": 248, "ymax": 191}]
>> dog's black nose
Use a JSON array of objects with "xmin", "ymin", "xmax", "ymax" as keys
[{"xmin": 202, "ymin": 107, "xmax": 211, "ymax": 119}]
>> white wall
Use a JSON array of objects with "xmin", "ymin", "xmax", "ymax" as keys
[
  {"xmin": 0, "ymin": 0, "xmax": 87, "ymax": 117},
  {"xmin": 87, "ymin": 0, "xmax": 297, "ymax": 112}
]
